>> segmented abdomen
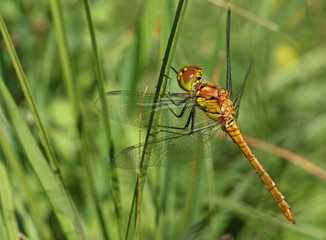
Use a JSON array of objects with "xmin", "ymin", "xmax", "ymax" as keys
[{"xmin": 225, "ymin": 119, "xmax": 295, "ymax": 224}]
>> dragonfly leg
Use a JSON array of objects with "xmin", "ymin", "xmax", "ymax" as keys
[
  {"xmin": 165, "ymin": 74, "xmax": 178, "ymax": 95},
  {"xmin": 164, "ymin": 74, "xmax": 190, "ymax": 97},
  {"xmin": 151, "ymin": 108, "xmax": 196, "ymax": 136},
  {"xmin": 165, "ymin": 74, "xmax": 173, "ymax": 95},
  {"xmin": 161, "ymin": 97, "xmax": 190, "ymax": 119}
]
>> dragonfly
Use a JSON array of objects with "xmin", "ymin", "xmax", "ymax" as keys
[{"xmin": 95, "ymin": 10, "xmax": 295, "ymax": 224}]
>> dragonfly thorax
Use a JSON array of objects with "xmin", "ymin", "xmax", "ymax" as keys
[
  {"xmin": 196, "ymin": 83, "xmax": 235, "ymax": 125},
  {"xmin": 177, "ymin": 65, "xmax": 202, "ymax": 92}
]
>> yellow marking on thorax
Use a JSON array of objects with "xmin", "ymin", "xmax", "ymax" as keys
[{"xmin": 196, "ymin": 96, "xmax": 222, "ymax": 122}]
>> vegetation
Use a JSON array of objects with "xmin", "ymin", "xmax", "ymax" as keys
[{"xmin": 0, "ymin": 0, "xmax": 326, "ymax": 239}]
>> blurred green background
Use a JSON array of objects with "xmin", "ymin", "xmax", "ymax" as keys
[{"xmin": 1, "ymin": 0, "xmax": 326, "ymax": 239}]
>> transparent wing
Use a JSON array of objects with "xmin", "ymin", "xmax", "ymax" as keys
[
  {"xmin": 95, "ymin": 91, "xmax": 228, "ymax": 168},
  {"xmin": 111, "ymin": 122, "xmax": 223, "ymax": 168},
  {"xmin": 226, "ymin": 9, "xmax": 232, "ymax": 99},
  {"xmin": 94, "ymin": 90, "xmax": 215, "ymax": 130},
  {"xmin": 233, "ymin": 61, "xmax": 254, "ymax": 118}
]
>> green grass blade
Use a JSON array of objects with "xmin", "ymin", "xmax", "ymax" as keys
[
  {"xmin": 0, "ymin": 13, "xmax": 85, "ymax": 239},
  {"xmin": 0, "ymin": 215, "xmax": 6, "ymax": 240},
  {"xmin": 125, "ymin": 0, "xmax": 189, "ymax": 239},
  {"xmin": 0, "ymin": 161, "xmax": 19, "ymax": 240},
  {"xmin": 0, "ymin": 12, "xmax": 59, "ymax": 182},
  {"xmin": 48, "ymin": 0, "xmax": 80, "ymax": 117},
  {"xmin": 0, "ymin": 119, "xmax": 51, "ymax": 239},
  {"xmin": 0, "ymin": 77, "xmax": 83, "ymax": 239},
  {"xmin": 48, "ymin": 0, "xmax": 110, "ymax": 238},
  {"xmin": 82, "ymin": 0, "xmax": 123, "ymax": 238}
]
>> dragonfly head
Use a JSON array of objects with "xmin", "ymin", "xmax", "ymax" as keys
[{"xmin": 176, "ymin": 65, "xmax": 202, "ymax": 92}]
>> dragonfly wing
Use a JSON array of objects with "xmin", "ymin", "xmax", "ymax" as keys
[
  {"xmin": 94, "ymin": 91, "xmax": 158, "ymax": 127},
  {"xmin": 111, "ymin": 122, "xmax": 222, "ymax": 168},
  {"xmin": 95, "ymin": 91, "xmax": 214, "ymax": 130},
  {"xmin": 226, "ymin": 9, "xmax": 232, "ymax": 99},
  {"xmin": 233, "ymin": 61, "xmax": 254, "ymax": 118}
]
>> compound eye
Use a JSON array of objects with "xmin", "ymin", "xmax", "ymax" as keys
[
  {"xmin": 188, "ymin": 65, "xmax": 202, "ymax": 80},
  {"xmin": 177, "ymin": 66, "xmax": 187, "ymax": 81},
  {"xmin": 182, "ymin": 68, "xmax": 196, "ymax": 83},
  {"xmin": 176, "ymin": 65, "xmax": 202, "ymax": 92}
]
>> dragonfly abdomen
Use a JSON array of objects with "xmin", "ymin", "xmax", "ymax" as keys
[{"xmin": 225, "ymin": 119, "xmax": 295, "ymax": 224}]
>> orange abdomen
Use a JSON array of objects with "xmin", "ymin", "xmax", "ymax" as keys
[{"xmin": 225, "ymin": 119, "xmax": 295, "ymax": 224}]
